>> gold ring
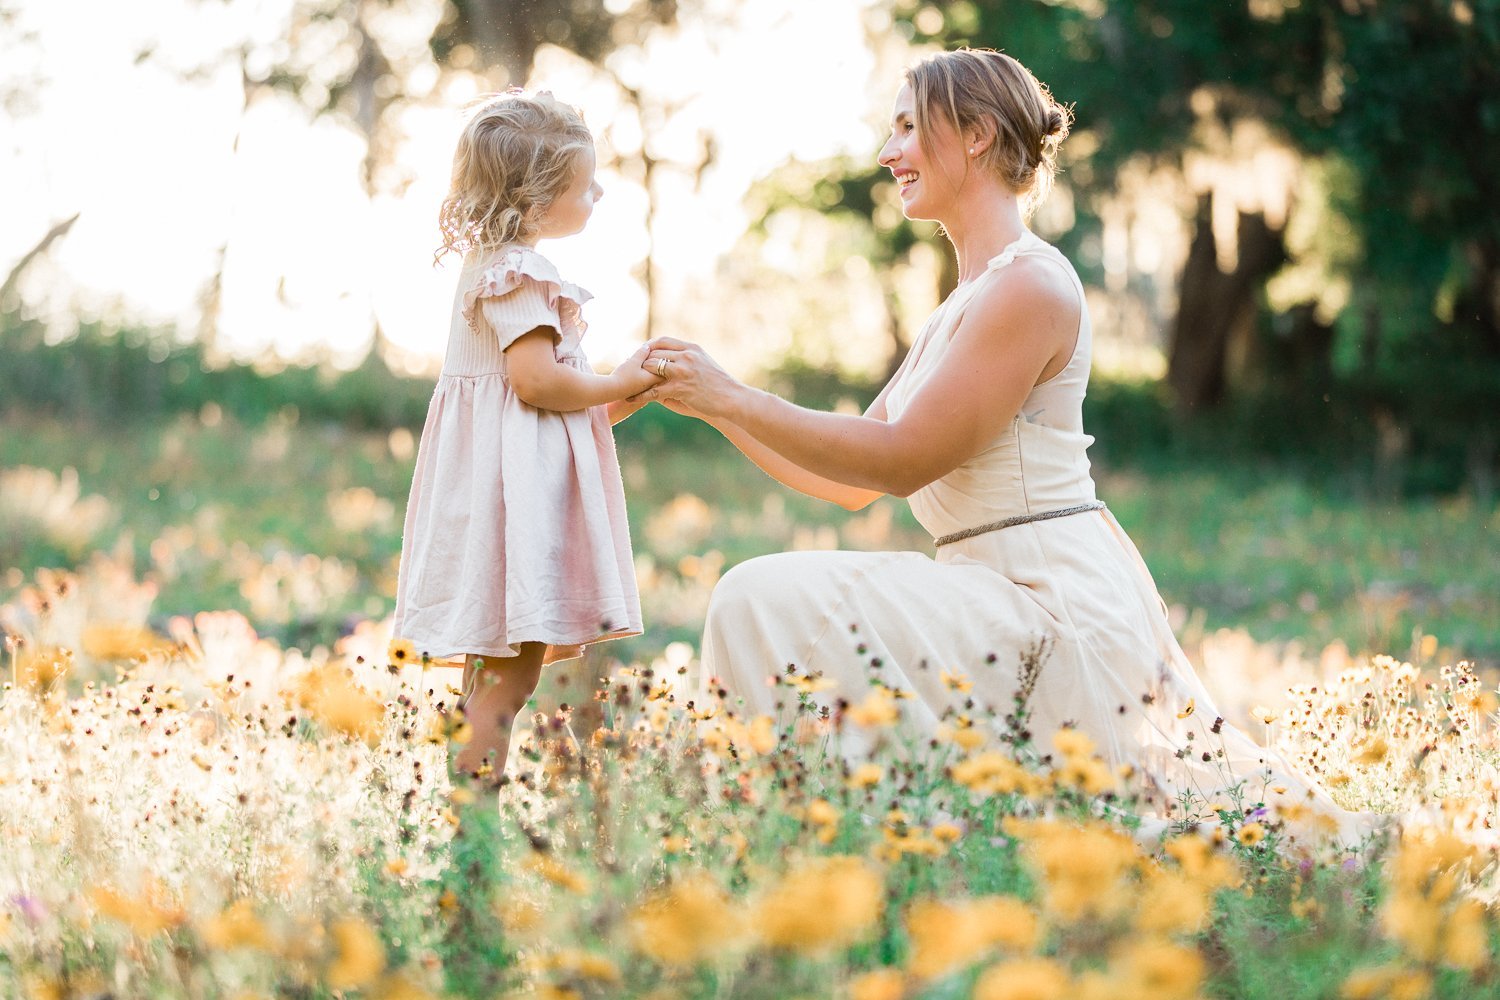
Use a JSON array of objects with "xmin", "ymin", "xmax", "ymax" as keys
[{"xmin": 654, "ymin": 358, "xmax": 669, "ymax": 377}]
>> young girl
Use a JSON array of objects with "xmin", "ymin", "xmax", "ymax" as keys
[{"xmin": 392, "ymin": 91, "xmax": 662, "ymax": 786}]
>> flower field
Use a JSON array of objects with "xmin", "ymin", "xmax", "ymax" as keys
[
  {"xmin": 2, "ymin": 415, "xmax": 1499, "ymax": 998},
  {"xmin": 3, "ymin": 552, "xmax": 1500, "ymax": 999}
]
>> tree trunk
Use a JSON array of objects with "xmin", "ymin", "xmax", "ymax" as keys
[{"xmin": 1166, "ymin": 193, "xmax": 1286, "ymax": 415}]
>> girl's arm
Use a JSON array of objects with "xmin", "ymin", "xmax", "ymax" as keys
[
  {"xmin": 643, "ymin": 259, "xmax": 1079, "ymax": 497},
  {"xmin": 505, "ymin": 331, "xmax": 661, "ymax": 412}
]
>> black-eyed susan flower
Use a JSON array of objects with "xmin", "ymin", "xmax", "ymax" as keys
[{"xmin": 387, "ymin": 637, "xmax": 417, "ymax": 666}]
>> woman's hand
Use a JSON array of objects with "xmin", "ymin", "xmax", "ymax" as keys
[{"xmin": 637, "ymin": 337, "xmax": 744, "ymax": 419}]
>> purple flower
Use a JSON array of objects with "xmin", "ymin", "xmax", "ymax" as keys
[{"xmin": 11, "ymin": 895, "xmax": 46, "ymax": 923}]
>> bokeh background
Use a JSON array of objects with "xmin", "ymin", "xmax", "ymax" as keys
[{"xmin": 3, "ymin": 0, "xmax": 1498, "ymax": 699}]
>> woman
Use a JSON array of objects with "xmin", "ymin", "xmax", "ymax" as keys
[{"xmin": 637, "ymin": 49, "xmax": 1378, "ymax": 849}]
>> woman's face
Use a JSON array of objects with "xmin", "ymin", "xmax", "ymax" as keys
[
  {"xmin": 878, "ymin": 84, "xmax": 970, "ymax": 223},
  {"xmin": 538, "ymin": 145, "xmax": 603, "ymax": 239}
]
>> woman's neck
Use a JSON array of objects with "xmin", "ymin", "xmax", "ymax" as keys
[{"xmin": 943, "ymin": 185, "xmax": 1028, "ymax": 284}]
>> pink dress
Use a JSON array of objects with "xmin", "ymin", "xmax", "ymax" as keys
[{"xmin": 392, "ymin": 245, "xmax": 642, "ymax": 665}]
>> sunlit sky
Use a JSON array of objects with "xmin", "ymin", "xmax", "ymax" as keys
[{"xmin": 1, "ymin": 0, "xmax": 910, "ymax": 371}]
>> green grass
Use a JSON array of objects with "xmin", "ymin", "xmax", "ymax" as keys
[{"xmin": 2, "ymin": 410, "xmax": 1495, "ymax": 666}]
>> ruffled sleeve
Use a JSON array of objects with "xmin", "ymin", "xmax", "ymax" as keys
[{"xmin": 460, "ymin": 246, "xmax": 593, "ymax": 351}]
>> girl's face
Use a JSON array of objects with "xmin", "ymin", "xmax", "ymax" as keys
[
  {"xmin": 877, "ymin": 83, "xmax": 972, "ymax": 222},
  {"xmin": 537, "ymin": 145, "xmax": 603, "ymax": 239}
]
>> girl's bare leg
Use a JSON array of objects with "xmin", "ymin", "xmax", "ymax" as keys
[{"xmin": 452, "ymin": 642, "xmax": 545, "ymax": 786}]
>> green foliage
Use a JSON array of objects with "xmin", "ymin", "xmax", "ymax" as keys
[
  {"xmin": 885, "ymin": 0, "xmax": 1500, "ymax": 462},
  {"xmin": 0, "ymin": 311, "xmax": 431, "ymax": 429}
]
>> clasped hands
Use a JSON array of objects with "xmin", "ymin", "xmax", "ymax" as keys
[{"xmin": 626, "ymin": 336, "xmax": 732, "ymax": 418}]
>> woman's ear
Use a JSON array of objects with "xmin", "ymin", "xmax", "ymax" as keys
[{"xmin": 966, "ymin": 118, "xmax": 998, "ymax": 157}]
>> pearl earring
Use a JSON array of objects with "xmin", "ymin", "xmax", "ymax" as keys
[{"xmin": 969, "ymin": 147, "xmax": 975, "ymax": 155}]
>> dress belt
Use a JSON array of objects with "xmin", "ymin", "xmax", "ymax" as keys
[{"xmin": 933, "ymin": 501, "xmax": 1107, "ymax": 547}]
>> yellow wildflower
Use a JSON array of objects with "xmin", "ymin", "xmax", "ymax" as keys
[
  {"xmin": 527, "ymin": 853, "xmax": 590, "ymax": 894},
  {"xmin": 732, "ymin": 715, "xmax": 776, "ymax": 754},
  {"xmin": 91, "ymin": 881, "xmax": 185, "ymax": 938},
  {"xmin": 1107, "ymin": 938, "xmax": 1205, "ymax": 1000},
  {"xmin": 198, "ymin": 899, "xmax": 273, "ymax": 952},
  {"xmin": 17, "ymin": 645, "xmax": 72, "ymax": 691},
  {"xmin": 905, "ymin": 896, "xmax": 1037, "ymax": 980},
  {"xmin": 1353, "ymin": 737, "xmax": 1389, "ymax": 766},
  {"xmin": 849, "ymin": 969, "xmax": 906, "ymax": 1000},
  {"xmin": 1340, "ymin": 965, "xmax": 1432, "ymax": 1000},
  {"xmin": 1052, "ymin": 728, "xmax": 1095, "ymax": 759},
  {"xmin": 849, "ymin": 763, "xmax": 883, "ymax": 789},
  {"xmin": 1015, "ymin": 820, "xmax": 1140, "ymax": 923},
  {"xmin": 937, "ymin": 720, "xmax": 987, "ymax": 750},
  {"xmin": 940, "ymin": 670, "xmax": 973, "ymax": 693},
  {"xmin": 82, "ymin": 623, "xmax": 175, "ymax": 662},
  {"xmin": 494, "ymin": 896, "xmax": 544, "ymax": 936},
  {"xmin": 1163, "ymin": 835, "xmax": 1241, "ymax": 890},
  {"xmin": 787, "ymin": 673, "xmax": 836, "ymax": 694},
  {"xmin": 374, "ymin": 970, "xmax": 440, "ymax": 1000},
  {"xmin": 755, "ymin": 855, "xmax": 884, "ymax": 955},
  {"xmin": 1135, "ymin": 868, "xmax": 1212, "ymax": 935},
  {"xmin": 387, "ymin": 638, "xmax": 417, "ymax": 666},
  {"xmin": 972, "ymin": 958, "xmax": 1071, "ymax": 1000},
  {"xmin": 629, "ymin": 872, "xmax": 746, "ymax": 967},
  {"xmin": 951, "ymin": 752, "xmax": 1032, "ymax": 796},
  {"xmin": 325, "ymin": 917, "xmax": 385, "ymax": 990},
  {"xmin": 1175, "ymin": 698, "xmax": 1195, "ymax": 719},
  {"xmin": 848, "ymin": 687, "xmax": 901, "ymax": 727},
  {"xmin": 1236, "ymin": 823, "xmax": 1267, "ymax": 847},
  {"xmin": 1055, "ymin": 755, "xmax": 1115, "ymax": 796},
  {"xmin": 1443, "ymin": 898, "xmax": 1488, "ymax": 971},
  {"xmin": 298, "ymin": 667, "xmax": 385, "ymax": 746},
  {"xmin": 529, "ymin": 948, "xmax": 623, "ymax": 983},
  {"xmin": 807, "ymin": 798, "xmax": 840, "ymax": 827}
]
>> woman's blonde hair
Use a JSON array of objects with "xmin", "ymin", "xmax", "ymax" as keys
[
  {"xmin": 907, "ymin": 48, "xmax": 1072, "ymax": 214},
  {"xmin": 436, "ymin": 91, "xmax": 593, "ymax": 264}
]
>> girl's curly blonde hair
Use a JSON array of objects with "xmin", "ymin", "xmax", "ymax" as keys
[{"xmin": 435, "ymin": 91, "xmax": 593, "ymax": 264}]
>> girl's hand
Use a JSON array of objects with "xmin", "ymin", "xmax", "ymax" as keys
[
  {"xmin": 611, "ymin": 342, "xmax": 665, "ymax": 399},
  {"xmin": 637, "ymin": 338, "xmax": 742, "ymax": 418}
]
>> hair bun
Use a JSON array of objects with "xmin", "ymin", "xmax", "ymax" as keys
[{"xmin": 1043, "ymin": 106, "xmax": 1070, "ymax": 141}]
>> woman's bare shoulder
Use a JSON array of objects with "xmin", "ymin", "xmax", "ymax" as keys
[{"xmin": 960, "ymin": 254, "xmax": 1080, "ymax": 343}]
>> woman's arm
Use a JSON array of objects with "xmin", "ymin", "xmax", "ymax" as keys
[
  {"xmin": 664, "ymin": 399, "xmax": 883, "ymax": 511},
  {"xmin": 645, "ymin": 260, "xmax": 1078, "ymax": 497},
  {"xmin": 505, "ymin": 332, "xmax": 662, "ymax": 412},
  {"xmin": 606, "ymin": 398, "xmax": 649, "ymax": 425}
]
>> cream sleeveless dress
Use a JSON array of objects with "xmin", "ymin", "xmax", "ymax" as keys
[{"xmin": 700, "ymin": 229, "xmax": 1381, "ymax": 850}]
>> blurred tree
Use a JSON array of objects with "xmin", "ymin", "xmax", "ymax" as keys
[
  {"xmin": 165, "ymin": 0, "xmax": 692, "ymax": 354},
  {"xmin": 429, "ymin": 0, "xmax": 680, "ymax": 87},
  {"xmin": 888, "ymin": 0, "xmax": 1499, "ymax": 491},
  {"xmin": 751, "ymin": 162, "xmax": 937, "ymax": 381}
]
